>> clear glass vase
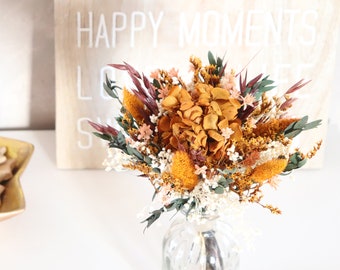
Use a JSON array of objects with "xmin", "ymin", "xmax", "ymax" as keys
[{"xmin": 162, "ymin": 213, "xmax": 240, "ymax": 270}]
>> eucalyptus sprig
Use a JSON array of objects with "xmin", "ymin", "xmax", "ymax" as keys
[{"xmin": 284, "ymin": 116, "xmax": 322, "ymax": 139}]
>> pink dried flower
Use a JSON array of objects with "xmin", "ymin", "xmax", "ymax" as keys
[
  {"xmin": 138, "ymin": 124, "xmax": 153, "ymax": 141},
  {"xmin": 195, "ymin": 164, "xmax": 208, "ymax": 176},
  {"xmin": 150, "ymin": 70, "xmax": 160, "ymax": 80},
  {"xmin": 158, "ymin": 86, "xmax": 169, "ymax": 99},
  {"xmin": 229, "ymin": 88, "xmax": 241, "ymax": 99},
  {"xmin": 241, "ymin": 94, "xmax": 256, "ymax": 110},
  {"xmin": 168, "ymin": 68, "xmax": 179, "ymax": 78}
]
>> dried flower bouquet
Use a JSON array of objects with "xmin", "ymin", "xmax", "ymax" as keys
[{"xmin": 90, "ymin": 52, "xmax": 321, "ymax": 228}]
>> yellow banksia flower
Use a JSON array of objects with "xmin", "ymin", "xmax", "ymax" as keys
[
  {"xmin": 252, "ymin": 118, "xmax": 298, "ymax": 138},
  {"xmin": 250, "ymin": 158, "xmax": 288, "ymax": 183},
  {"xmin": 171, "ymin": 151, "xmax": 198, "ymax": 191},
  {"xmin": 123, "ymin": 87, "xmax": 145, "ymax": 123}
]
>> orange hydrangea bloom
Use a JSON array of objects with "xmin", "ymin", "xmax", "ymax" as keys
[{"xmin": 159, "ymin": 80, "xmax": 243, "ymax": 160}]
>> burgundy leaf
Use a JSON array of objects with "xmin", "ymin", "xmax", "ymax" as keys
[
  {"xmin": 108, "ymin": 63, "xmax": 128, "ymax": 71},
  {"xmin": 142, "ymin": 73, "xmax": 156, "ymax": 98},
  {"xmin": 88, "ymin": 121, "xmax": 118, "ymax": 136},
  {"xmin": 123, "ymin": 62, "xmax": 142, "ymax": 79},
  {"xmin": 285, "ymin": 79, "xmax": 311, "ymax": 94},
  {"xmin": 239, "ymin": 72, "xmax": 247, "ymax": 95},
  {"xmin": 280, "ymin": 98, "xmax": 297, "ymax": 110},
  {"xmin": 247, "ymin": 73, "xmax": 263, "ymax": 88}
]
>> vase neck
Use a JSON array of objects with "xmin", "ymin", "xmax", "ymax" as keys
[{"xmin": 186, "ymin": 213, "xmax": 220, "ymax": 232}]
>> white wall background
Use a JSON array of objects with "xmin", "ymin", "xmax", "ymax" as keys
[
  {"xmin": 0, "ymin": 0, "xmax": 339, "ymax": 130},
  {"xmin": 0, "ymin": 0, "xmax": 55, "ymax": 129}
]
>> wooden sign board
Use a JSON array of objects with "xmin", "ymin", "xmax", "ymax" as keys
[{"xmin": 55, "ymin": 0, "xmax": 340, "ymax": 169}]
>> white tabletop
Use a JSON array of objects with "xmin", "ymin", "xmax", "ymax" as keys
[{"xmin": 0, "ymin": 128, "xmax": 339, "ymax": 270}]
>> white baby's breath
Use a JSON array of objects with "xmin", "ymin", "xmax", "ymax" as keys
[
  {"xmin": 227, "ymin": 144, "xmax": 242, "ymax": 162},
  {"xmin": 103, "ymin": 148, "xmax": 133, "ymax": 172},
  {"xmin": 257, "ymin": 140, "xmax": 291, "ymax": 166}
]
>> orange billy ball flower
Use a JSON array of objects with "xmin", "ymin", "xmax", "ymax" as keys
[
  {"xmin": 170, "ymin": 151, "xmax": 199, "ymax": 191},
  {"xmin": 122, "ymin": 87, "xmax": 145, "ymax": 123},
  {"xmin": 250, "ymin": 158, "xmax": 288, "ymax": 183}
]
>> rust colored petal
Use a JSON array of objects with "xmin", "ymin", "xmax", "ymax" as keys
[
  {"xmin": 168, "ymin": 85, "xmax": 182, "ymax": 97},
  {"xmin": 229, "ymin": 98, "xmax": 242, "ymax": 108},
  {"xmin": 229, "ymin": 122, "xmax": 243, "ymax": 140},
  {"xmin": 203, "ymin": 113, "xmax": 219, "ymax": 130},
  {"xmin": 183, "ymin": 130, "xmax": 196, "ymax": 143},
  {"xmin": 183, "ymin": 106, "xmax": 203, "ymax": 121},
  {"xmin": 209, "ymin": 140, "xmax": 224, "ymax": 155},
  {"xmin": 211, "ymin": 87, "xmax": 230, "ymax": 100},
  {"xmin": 197, "ymin": 92, "xmax": 211, "ymax": 106},
  {"xmin": 218, "ymin": 119, "xmax": 229, "ymax": 130},
  {"xmin": 196, "ymin": 82, "xmax": 210, "ymax": 94},
  {"xmin": 158, "ymin": 116, "xmax": 171, "ymax": 132},
  {"xmin": 181, "ymin": 118, "xmax": 196, "ymax": 127},
  {"xmin": 169, "ymin": 136, "xmax": 179, "ymax": 149},
  {"xmin": 243, "ymin": 151, "xmax": 261, "ymax": 167},
  {"xmin": 192, "ymin": 124, "xmax": 203, "ymax": 134},
  {"xmin": 162, "ymin": 95, "xmax": 179, "ymax": 108},
  {"xmin": 210, "ymin": 101, "xmax": 222, "ymax": 116},
  {"xmin": 219, "ymin": 102, "xmax": 239, "ymax": 120},
  {"xmin": 179, "ymin": 89, "xmax": 194, "ymax": 110},
  {"xmin": 172, "ymin": 122, "xmax": 186, "ymax": 137},
  {"xmin": 180, "ymin": 100, "xmax": 195, "ymax": 111},
  {"xmin": 208, "ymin": 130, "xmax": 224, "ymax": 141},
  {"xmin": 194, "ymin": 130, "xmax": 208, "ymax": 148}
]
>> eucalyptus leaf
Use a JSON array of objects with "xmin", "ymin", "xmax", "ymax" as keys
[
  {"xmin": 92, "ymin": 132, "xmax": 112, "ymax": 141},
  {"xmin": 217, "ymin": 176, "xmax": 233, "ymax": 188},
  {"xmin": 283, "ymin": 116, "xmax": 322, "ymax": 139},
  {"xmin": 142, "ymin": 208, "xmax": 164, "ymax": 231},
  {"xmin": 244, "ymin": 87, "xmax": 251, "ymax": 95},
  {"xmin": 208, "ymin": 51, "xmax": 216, "ymax": 65},
  {"xmin": 103, "ymin": 74, "xmax": 121, "ymax": 101},
  {"xmin": 226, "ymin": 177, "xmax": 233, "ymax": 185},
  {"xmin": 284, "ymin": 152, "xmax": 307, "ymax": 172},
  {"xmin": 151, "ymin": 188, "xmax": 158, "ymax": 201},
  {"xmin": 103, "ymin": 82, "xmax": 118, "ymax": 99},
  {"xmin": 294, "ymin": 116, "xmax": 308, "ymax": 129},
  {"xmin": 214, "ymin": 186, "xmax": 225, "ymax": 194},
  {"xmin": 260, "ymin": 85, "xmax": 276, "ymax": 92},
  {"xmin": 217, "ymin": 168, "xmax": 236, "ymax": 175},
  {"xmin": 186, "ymin": 200, "xmax": 196, "ymax": 216},
  {"xmin": 218, "ymin": 177, "xmax": 228, "ymax": 188},
  {"xmin": 152, "ymin": 79, "xmax": 161, "ymax": 89},
  {"xmin": 304, "ymin": 119, "xmax": 322, "ymax": 130},
  {"xmin": 152, "ymin": 167, "xmax": 161, "ymax": 174},
  {"xmin": 126, "ymin": 145, "xmax": 144, "ymax": 160},
  {"xmin": 216, "ymin": 57, "xmax": 223, "ymax": 67},
  {"xmin": 285, "ymin": 129, "xmax": 302, "ymax": 138},
  {"xmin": 144, "ymin": 155, "xmax": 152, "ymax": 165},
  {"xmin": 166, "ymin": 198, "xmax": 189, "ymax": 212},
  {"xmin": 117, "ymin": 131, "xmax": 126, "ymax": 146}
]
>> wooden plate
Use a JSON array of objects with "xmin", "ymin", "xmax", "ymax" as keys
[{"xmin": 0, "ymin": 137, "xmax": 34, "ymax": 221}]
